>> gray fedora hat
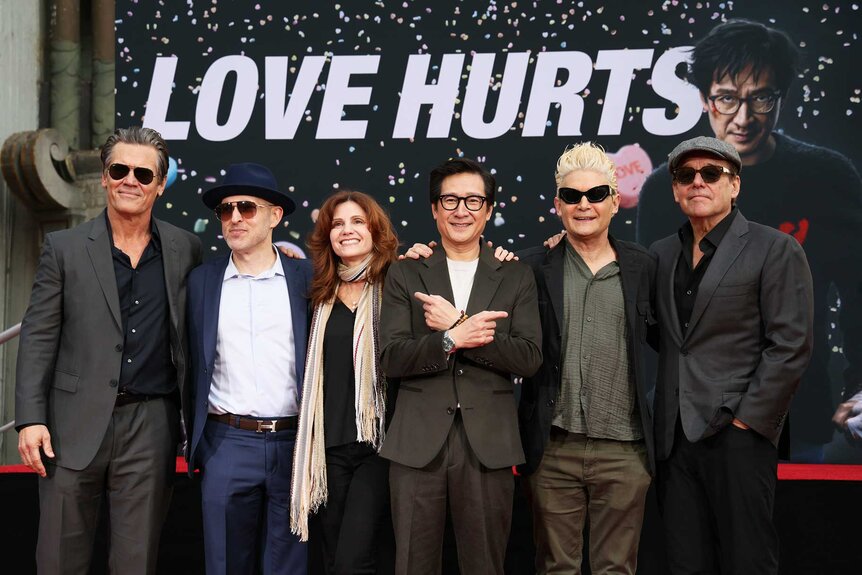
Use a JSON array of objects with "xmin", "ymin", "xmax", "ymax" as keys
[
  {"xmin": 202, "ymin": 162, "xmax": 296, "ymax": 215},
  {"xmin": 667, "ymin": 136, "xmax": 742, "ymax": 174}
]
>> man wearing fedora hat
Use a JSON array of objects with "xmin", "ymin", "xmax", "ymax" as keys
[
  {"xmin": 650, "ymin": 136, "xmax": 813, "ymax": 574},
  {"xmin": 187, "ymin": 162, "xmax": 312, "ymax": 574}
]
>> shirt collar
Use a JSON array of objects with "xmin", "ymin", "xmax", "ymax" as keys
[
  {"xmin": 678, "ymin": 207, "xmax": 738, "ymax": 256},
  {"xmin": 104, "ymin": 210, "xmax": 162, "ymax": 251},
  {"xmin": 223, "ymin": 245, "xmax": 285, "ymax": 281}
]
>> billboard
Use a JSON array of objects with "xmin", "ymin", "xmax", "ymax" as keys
[{"xmin": 116, "ymin": 0, "xmax": 862, "ymax": 463}]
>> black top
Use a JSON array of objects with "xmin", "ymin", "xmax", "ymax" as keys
[
  {"xmin": 106, "ymin": 213, "xmax": 176, "ymax": 396},
  {"xmin": 673, "ymin": 208, "xmax": 737, "ymax": 334},
  {"xmin": 324, "ymin": 299, "xmax": 357, "ymax": 448}
]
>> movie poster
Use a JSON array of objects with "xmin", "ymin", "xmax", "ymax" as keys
[{"xmin": 116, "ymin": 1, "xmax": 862, "ymax": 463}]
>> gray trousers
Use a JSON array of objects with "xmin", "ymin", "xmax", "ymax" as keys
[{"xmin": 36, "ymin": 397, "xmax": 180, "ymax": 575}]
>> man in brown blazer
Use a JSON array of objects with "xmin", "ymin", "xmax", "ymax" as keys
[
  {"xmin": 15, "ymin": 127, "xmax": 202, "ymax": 574},
  {"xmin": 379, "ymin": 158, "xmax": 542, "ymax": 574}
]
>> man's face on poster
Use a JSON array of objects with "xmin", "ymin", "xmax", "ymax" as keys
[{"xmin": 702, "ymin": 65, "xmax": 781, "ymax": 165}]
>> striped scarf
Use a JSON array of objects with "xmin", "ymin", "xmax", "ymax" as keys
[{"xmin": 290, "ymin": 254, "xmax": 386, "ymax": 541}]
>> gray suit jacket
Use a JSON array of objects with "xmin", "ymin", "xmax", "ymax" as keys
[
  {"xmin": 650, "ymin": 211, "xmax": 814, "ymax": 460},
  {"xmin": 15, "ymin": 212, "xmax": 202, "ymax": 470},
  {"xmin": 379, "ymin": 244, "xmax": 543, "ymax": 469}
]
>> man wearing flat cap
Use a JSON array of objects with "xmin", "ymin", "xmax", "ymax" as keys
[
  {"xmin": 186, "ymin": 163, "xmax": 312, "ymax": 574},
  {"xmin": 650, "ymin": 136, "xmax": 814, "ymax": 574}
]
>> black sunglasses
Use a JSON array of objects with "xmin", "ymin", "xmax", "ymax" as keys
[
  {"xmin": 672, "ymin": 165, "xmax": 735, "ymax": 185},
  {"xmin": 557, "ymin": 185, "xmax": 612, "ymax": 204},
  {"xmin": 214, "ymin": 200, "xmax": 275, "ymax": 222},
  {"xmin": 108, "ymin": 163, "xmax": 156, "ymax": 185}
]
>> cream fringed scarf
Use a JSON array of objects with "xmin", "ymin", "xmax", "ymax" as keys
[{"xmin": 290, "ymin": 255, "xmax": 386, "ymax": 541}]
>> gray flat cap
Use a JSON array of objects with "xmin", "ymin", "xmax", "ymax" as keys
[{"xmin": 667, "ymin": 136, "xmax": 742, "ymax": 174}]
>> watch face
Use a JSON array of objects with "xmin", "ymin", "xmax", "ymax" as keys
[{"xmin": 443, "ymin": 332, "xmax": 455, "ymax": 352}]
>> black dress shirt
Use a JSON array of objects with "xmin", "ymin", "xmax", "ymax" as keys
[
  {"xmin": 106, "ymin": 214, "xmax": 175, "ymax": 396},
  {"xmin": 674, "ymin": 208, "xmax": 738, "ymax": 334}
]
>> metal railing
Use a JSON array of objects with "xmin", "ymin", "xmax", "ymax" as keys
[{"xmin": 0, "ymin": 322, "xmax": 21, "ymax": 432}]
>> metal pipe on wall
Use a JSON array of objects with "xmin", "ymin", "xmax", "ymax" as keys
[
  {"xmin": 91, "ymin": 0, "xmax": 114, "ymax": 148},
  {"xmin": 49, "ymin": 0, "xmax": 81, "ymax": 149}
]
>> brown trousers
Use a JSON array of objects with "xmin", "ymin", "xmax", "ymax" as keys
[{"xmin": 389, "ymin": 413, "xmax": 515, "ymax": 575}]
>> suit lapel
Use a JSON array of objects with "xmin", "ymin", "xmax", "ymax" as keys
[
  {"xmin": 156, "ymin": 220, "xmax": 181, "ymax": 330},
  {"xmin": 465, "ymin": 245, "xmax": 503, "ymax": 315},
  {"xmin": 542, "ymin": 242, "xmax": 565, "ymax": 332},
  {"xmin": 612, "ymin": 238, "xmax": 642, "ymax": 325},
  {"xmin": 418, "ymin": 249, "xmax": 456, "ymax": 306},
  {"xmin": 202, "ymin": 257, "xmax": 229, "ymax": 370},
  {"xmin": 86, "ymin": 214, "xmax": 122, "ymax": 330},
  {"xmin": 280, "ymin": 252, "xmax": 309, "ymax": 395},
  {"xmin": 686, "ymin": 213, "xmax": 749, "ymax": 337},
  {"xmin": 661, "ymin": 242, "xmax": 685, "ymax": 345}
]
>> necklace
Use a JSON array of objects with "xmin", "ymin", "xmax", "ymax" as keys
[{"xmin": 339, "ymin": 281, "xmax": 365, "ymax": 312}]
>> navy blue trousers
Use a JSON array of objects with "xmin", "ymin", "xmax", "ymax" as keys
[{"xmin": 199, "ymin": 419, "xmax": 307, "ymax": 575}]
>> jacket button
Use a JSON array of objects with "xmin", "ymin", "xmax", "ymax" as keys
[
  {"xmin": 447, "ymin": 407, "xmax": 455, "ymax": 415},
  {"xmin": 456, "ymin": 369, "xmax": 464, "ymax": 376},
  {"xmin": 547, "ymin": 399, "xmax": 555, "ymax": 406},
  {"xmin": 674, "ymin": 388, "xmax": 679, "ymax": 396},
  {"xmin": 681, "ymin": 349, "xmax": 688, "ymax": 356},
  {"xmin": 109, "ymin": 379, "xmax": 118, "ymax": 387},
  {"xmin": 115, "ymin": 344, "xmax": 123, "ymax": 352}
]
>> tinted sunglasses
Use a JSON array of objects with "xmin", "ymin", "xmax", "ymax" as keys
[
  {"xmin": 108, "ymin": 163, "xmax": 156, "ymax": 185},
  {"xmin": 672, "ymin": 165, "xmax": 735, "ymax": 185},
  {"xmin": 557, "ymin": 185, "xmax": 612, "ymax": 204},
  {"xmin": 214, "ymin": 200, "xmax": 275, "ymax": 222}
]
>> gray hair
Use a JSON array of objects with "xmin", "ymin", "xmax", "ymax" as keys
[{"xmin": 100, "ymin": 126, "xmax": 169, "ymax": 182}]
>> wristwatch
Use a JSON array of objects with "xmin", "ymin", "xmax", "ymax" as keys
[{"xmin": 442, "ymin": 330, "xmax": 456, "ymax": 354}]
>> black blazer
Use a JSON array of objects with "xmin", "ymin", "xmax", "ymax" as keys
[
  {"xmin": 517, "ymin": 237, "xmax": 658, "ymax": 476},
  {"xmin": 650, "ymin": 211, "xmax": 814, "ymax": 460}
]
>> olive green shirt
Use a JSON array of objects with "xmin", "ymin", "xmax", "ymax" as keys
[{"xmin": 553, "ymin": 241, "xmax": 642, "ymax": 440}]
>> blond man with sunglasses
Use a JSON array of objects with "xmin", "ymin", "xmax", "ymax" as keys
[
  {"xmin": 650, "ymin": 136, "xmax": 813, "ymax": 575},
  {"xmin": 517, "ymin": 143, "xmax": 657, "ymax": 574},
  {"xmin": 15, "ymin": 126, "xmax": 202, "ymax": 574}
]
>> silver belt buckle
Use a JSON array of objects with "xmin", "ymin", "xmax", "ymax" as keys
[{"xmin": 256, "ymin": 419, "xmax": 278, "ymax": 433}]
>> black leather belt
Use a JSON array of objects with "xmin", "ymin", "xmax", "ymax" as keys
[
  {"xmin": 115, "ymin": 390, "xmax": 161, "ymax": 407},
  {"xmin": 208, "ymin": 413, "xmax": 298, "ymax": 433}
]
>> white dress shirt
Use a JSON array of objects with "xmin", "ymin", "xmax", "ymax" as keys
[{"xmin": 208, "ymin": 249, "xmax": 299, "ymax": 417}]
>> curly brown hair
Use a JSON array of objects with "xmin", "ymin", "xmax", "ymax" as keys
[{"xmin": 308, "ymin": 190, "xmax": 399, "ymax": 307}]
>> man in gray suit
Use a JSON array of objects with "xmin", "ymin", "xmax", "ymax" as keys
[
  {"xmin": 379, "ymin": 158, "xmax": 542, "ymax": 574},
  {"xmin": 15, "ymin": 126, "xmax": 202, "ymax": 574},
  {"xmin": 650, "ymin": 136, "xmax": 813, "ymax": 574}
]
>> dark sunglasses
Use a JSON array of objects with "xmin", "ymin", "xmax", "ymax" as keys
[
  {"xmin": 557, "ymin": 185, "xmax": 612, "ymax": 204},
  {"xmin": 108, "ymin": 163, "xmax": 156, "ymax": 185},
  {"xmin": 214, "ymin": 200, "xmax": 275, "ymax": 222},
  {"xmin": 672, "ymin": 165, "xmax": 735, "ymax": 185}
]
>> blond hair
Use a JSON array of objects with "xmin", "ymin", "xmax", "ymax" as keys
[{"xmin": 554, "ymin": 142, "xmax": 618, "ymax": 194}]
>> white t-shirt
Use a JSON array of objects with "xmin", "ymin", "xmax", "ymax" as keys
[{"xmin": 447, "ymin": 257, "xmax": 479, "ymax": 312}]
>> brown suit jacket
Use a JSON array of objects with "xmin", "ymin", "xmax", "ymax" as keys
[{"xmin": 379, "ymin": 244, "xmax": 542, "ymax": 469}]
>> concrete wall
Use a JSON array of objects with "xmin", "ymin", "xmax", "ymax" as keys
[{"xmin": 0, "ymin": 1, "xmax": 45, "ymax": 464}]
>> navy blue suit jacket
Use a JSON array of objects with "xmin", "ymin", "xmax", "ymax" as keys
[{"xmin": 185, "ymin": 251, "xmax": 312, "ymax": 473}]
